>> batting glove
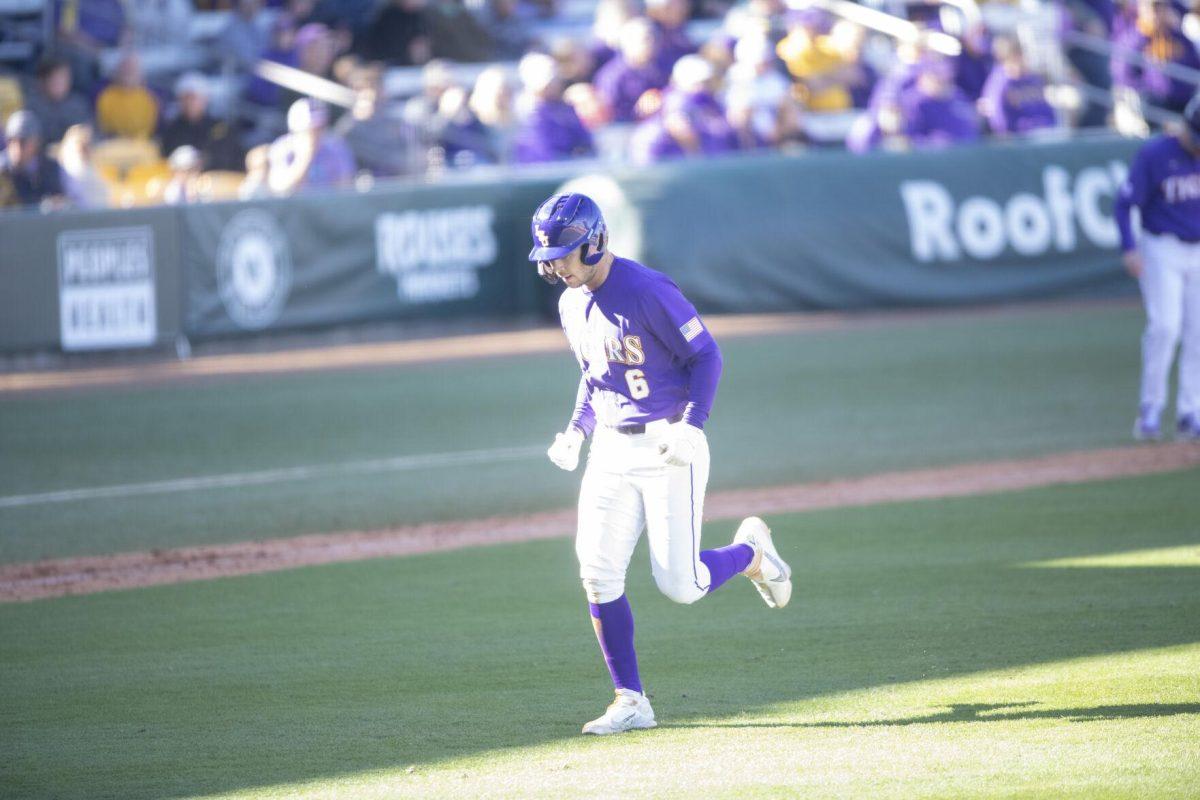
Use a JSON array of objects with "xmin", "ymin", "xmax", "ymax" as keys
[
  {"xmin": 658, "ymin": 424, "xmax": 706, "ymax": 467},
  {"xmin": 547, "ymin": 427, "xmax": 585, "ymax": 471}
]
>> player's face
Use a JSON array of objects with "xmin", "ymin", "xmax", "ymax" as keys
[{"xmin": 547, "ymin": 247, "xmax": 593, "ymax": 288}]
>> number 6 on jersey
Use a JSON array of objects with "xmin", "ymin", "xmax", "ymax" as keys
[{"xmin": 625, "ymin": 369, "xmax": 650, "ymax": 399}]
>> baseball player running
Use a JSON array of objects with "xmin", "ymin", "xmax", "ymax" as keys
[
  {"xmin": 530, "ymin": 192, "xmax": 793, "ymax": 735},
  {"xmin": 1115, "ymin": 93, "xmax": 1200, "ymax": 442}
]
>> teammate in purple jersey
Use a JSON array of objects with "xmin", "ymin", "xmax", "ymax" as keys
[
  {"xmin": 1114, "ymin": 93, "xmax": 1200, "ymax": 441},
  {"xmin": 529, "ymin": 192, "xmax": 794, "ymax": 735}
]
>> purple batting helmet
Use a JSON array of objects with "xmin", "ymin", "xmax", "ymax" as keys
[{"xmin": 528, "ymin": 193, "xmax": 608, "ymax": 282}]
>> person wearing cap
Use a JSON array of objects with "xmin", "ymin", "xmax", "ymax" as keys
[
  {"xmin": 593, "ymin": 18, "xmax": 670, "ymax": 123},
  {"xmin": 1112, "ymin": 0, "xmax": 1200, "ymax": 115},
  {"xmin": 162, "ymin": 145, "xmax": 203, "ymax": 205},
  {"xmin": 511, "ymin": 52, "xmax": 596, "ymax": 164},
  {"xmin": 23, "ymin": 56, "xmax": 93, "ymax": 145},
  {"xmin": 95, "ymin": 52, "xmax": 160, "ymax": 139},
  {"xmin": 897, "ymin": 56, "xmax": 982, "ymax": 148},
  {"xmin": 1114, "ymin": 93, "xmax": 1200, "ymax": 441},
  {"xmin": 267, "ymin": 97, "xmax": 356, "ymax": 194},
  {"xmin": 0, "ymin": 110, "xmax": 67, "ymax": 209},
  {"xmin": 160, "ymin": 72, "xmax": 243, "ymax": 172}
]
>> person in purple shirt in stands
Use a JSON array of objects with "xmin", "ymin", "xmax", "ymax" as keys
[
  {"xmin": 646, "ymin": 0, "xmax": 696, "ymax": 73},
  {"xmin": 511, "ymin": 53, "xmax": 596, "ymax": 163},
  {"xmin": 1111, "ymin": 0, "xmax": 1200, "ymax": 113},
  {"xmin": 953, "ymin": 23, "xmax": 994, "ymax": 100},
  {"xmin": 630, "ymin": 57, "xmax": 738, "ymax": 165},
  {"xmin": 1114, "ymin": 93, "xmax": 1200, "ymax": 441},
  {"xmin": 531, "ymin": 192, "xmax": 793, "ymax": 736},
  {"xmin": 899, "ymin": 57, "xmax": 982, "ymax": 147},
  {"xmin": 593, "ymin": 17, "xmax": 670, "ymax": 123},
  {"xmin": 979, "ymin": 37, "xmax": 1058, "ymax": 135}
]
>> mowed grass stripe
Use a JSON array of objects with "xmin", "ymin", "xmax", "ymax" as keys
[
  {"xmin": 3, "ymin": 444, "xmax": 1196, "ymax": 602},
  {"xmin": 1, "ymin": 468, "xmax": 1196, "ymax": 799},
  {"xmin": 0, "ymin": 445, "xmax": 544, "ymax": 509}
]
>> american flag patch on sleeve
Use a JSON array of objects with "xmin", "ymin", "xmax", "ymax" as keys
[{"xmin": 679, "ymin": 316, "xmax": 704, "ymax": 342}]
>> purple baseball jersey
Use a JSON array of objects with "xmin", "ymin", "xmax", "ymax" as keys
[
  {"xmin": 980, "ymin": 70, "xmax": 1056, "ymax": 134},
  {"xmin": 559, "ymin": 257, "xmax": 722, "ymax": 433},
  {"xmin": 1114, "ymin": 134, "xmax": 1200, "ymax": 251}
]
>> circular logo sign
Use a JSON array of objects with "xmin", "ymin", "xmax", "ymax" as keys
[{"xmin": 215, "ymin": 209, "xmax": 292, "ymax": 330}]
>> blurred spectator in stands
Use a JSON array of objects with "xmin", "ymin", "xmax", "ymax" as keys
[
  {"xmin": 724, "ymin": 32, "xmax": 799, "ymax": 146},
  {"xmin": 0, "ymin": 111, "xmax": 67, "ymax": 210},
  {"xmin": 23, "ymin": 57, "xmax": 93, "ymax": 145},
  {"xmin": 0, "ymin": 69, "xmax": 25, "ymax": 129},
  {"xmin": 552, "ymin": 37, "xmax": 596, "ymax": 87},
  {"xmin": 899, "ymin": 57, "xmax": 982, "ymax": 147},
  {"xmin": 595, "ymin": 18, "xmax": 670, "ymax": 122},
  {"xmin": 1112, "ymin": 0, "xmax": 1200, "ymax": 114},
  {"xmin": 427, "ymin": 0, "xmax": 495, "ymax": 63},
  {"xmin": 564, "ymin": 81, "xmax": 612, "ymax": 130},
  {"xmin": 725, "ymin": 84, "xmax": 769, "ymax": 149},
  {"xmin": 430, "ymin": 85, "xmax": 496, "ymax": 168},
  {"xmin": 827, "ymin": 19, "xmax": 876, "ymax": 108},
  {"xmin": 865, "ymin": 33, "xmax": 932, "ymax": 114},
  {"xmin": 953, "ymin": 24, "xmax": 994, "ymax": 101},
  {"xmin": 161, "ymin": 73, "xmax": 244, "ymax": 172},
  {"xmin": 96, "ymin": 52, "xmax": 160, "ymax": 139},
  {"xmin": 979, "ymin": 37, "xmax": 1058, "ymax": 136},
  {"xmin": 334, "ymin": 66, "xmax": 422, "ymax": 177},
  {"xmin": 511, "ymin": 52, "xmax": 596, "ymax": 163},
  {"xmin": 646, "ymin": 0, "xmax": 697, "ymax": 73},
  {"xmin": 631, "ymin": 53, "xmax": 738, "ymax": 163},
  {"xmin": 218, "ymin": 0, "xmax": 270, "ymax": 73},
  {"xmin": 245, "ymin": 15, "xmax": 299, "ymax": 107},
  {"xmin": 268, "ymin": 97, "xmax": 356, "ymax": 193},
  {"xmin": 239, "ymin": 144, "xmax": 273, "ymax": 199},
  {"xmin": 125, "ymin": 0, "xmax": 192, "ymax": 46},
  {"xmin": 296, "ymin": 23, "xmax": 338, "ymax": 80},
  {"xmin": 57, "ymin": 124, "xmax": 109, "ymax": 209},
  {"xmin": 590, "ymin": 0, "xmax": 641, "ymax": 75},
  {"xmin": 162, "ymin": 145, "xmax": 203, "ymax": 204},
  {"xmin": 53, "ymin": 0, "xmax": 128, "ymax": 89},
  {"xmin": 484, "ymin": 0, "xmax": 537, "ymax": 60},
  {"xmin": 777, "ymin": 7, "xmax": 854, "ymax": 112},
  {"xmin": 402, "ymin": 59, "xmax": 457, "ymax": 136},
  {"xmin": 307, "ymin": 0, "xmax": 379, "ymax": 38},
  {"xmin": 356, "ymin": 0, "xmax": 432, "ymax": 66},
  {"xmin": 469, "ymin": 66, "xmax": 518, "ymax": 157}
]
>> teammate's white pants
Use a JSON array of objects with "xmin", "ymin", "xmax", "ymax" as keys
[
  {"xmin": 1138, "ymin": 232, "xmax": 1200, "ymax": 418},
  {"xmin": 576, "ymin": 419, "xmax": 712, "ymax": 606}
]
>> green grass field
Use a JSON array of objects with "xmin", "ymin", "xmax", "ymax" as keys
[
  {"xmin": 2, "ymin": 302, "xmax": 1198, "ymax": 798},
  {"xmin": 2, "ymin": 469, "xmax": 1197, "ymax": 798}
]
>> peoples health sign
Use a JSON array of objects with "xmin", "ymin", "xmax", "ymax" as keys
[{"xmin": 57, "ymin": 226, "xmax": 157, "ymax": 351}]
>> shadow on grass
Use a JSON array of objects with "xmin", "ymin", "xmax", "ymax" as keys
[{"xmin": 670, "ymin": 702, "xmax": 1200, "ymax": 729}]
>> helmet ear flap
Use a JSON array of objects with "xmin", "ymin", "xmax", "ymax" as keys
[{"xmin": 581, "ymin": 224, "xmax": 607, "ymax": 266}]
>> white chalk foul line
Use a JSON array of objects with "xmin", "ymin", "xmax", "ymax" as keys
[{"xmin": 0, "ymin": 445, "xmax": 545, "ymax": 509}]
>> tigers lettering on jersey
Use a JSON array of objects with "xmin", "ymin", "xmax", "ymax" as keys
[{"xmin": 605, "ymin": 335, "xmax": 646, "ymax": 365}]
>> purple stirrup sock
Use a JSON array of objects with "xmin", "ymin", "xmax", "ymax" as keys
[
  {"xmin": 588, "ymin": 595, "xmax": 642, "ymax": 694},
  {"xmin": 700, "ymin": 543, "xmax": 756, "ymax": 593}
]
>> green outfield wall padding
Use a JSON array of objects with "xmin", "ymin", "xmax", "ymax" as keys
[{"xmin": 0, "ymin": 136, "xmax": 1143, "ymax": 353}]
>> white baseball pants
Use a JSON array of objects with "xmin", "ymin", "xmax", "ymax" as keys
[
  {"xmin": 1138, "ymin": 232, "xmax": 1200, "ymax": 418},
  {"xmin": 576, "ymin": 419, "xmax": 713, "ymax": 605}
]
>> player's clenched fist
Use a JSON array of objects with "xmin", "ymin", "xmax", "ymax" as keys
[
  {"xmin": 658, "ymin": 424, "xmax": 706, "ymax": 467},
  {"xmin": 547, "ymin": 428, "xmax": 585, "ymax": 471}
]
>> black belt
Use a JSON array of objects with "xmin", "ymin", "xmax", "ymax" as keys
[{"xmin": 614, "ymin": 412, "xmax": 684, "ymax": 435}]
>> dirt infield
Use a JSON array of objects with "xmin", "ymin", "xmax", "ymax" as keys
[{"xmin": 3, "ymin": 442, "xmax": 1196, "ymax": 603}]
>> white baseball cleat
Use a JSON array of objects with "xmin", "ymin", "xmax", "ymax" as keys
[
  {"xmin": 581, "ymin": 689, "xmax": 657, "ymax": 735},
  {"xmin": 735, "ymin": 516, "xmax": 793, "ymax": 609}
]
